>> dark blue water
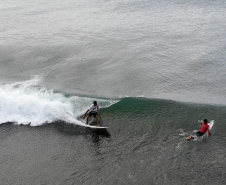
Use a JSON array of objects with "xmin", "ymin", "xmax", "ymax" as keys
[{"xmin": 0, "ymin": 0, "xmax": 225, "ymax": 184}]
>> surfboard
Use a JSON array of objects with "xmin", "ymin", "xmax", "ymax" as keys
[
  {"xmin": 80, "ymin": 115, "xmax": 109, "ymax": 129},
  {"xmin": 81, "ymin": 115, "xmax": 110, "ymax": 136},
  {"xmin": 186, "ymin": 120, "xmax": 214, "ymax": 140},
  {"xmin": 85, "ymin": 125, "xmax": 109, "ymax": 129},
  {"xmin": 208, "ymin": 120, "xmax": 214, "ymax": 130}
]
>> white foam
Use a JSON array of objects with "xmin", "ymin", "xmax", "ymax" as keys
[{"xmin": 0, "ymin": 76, "xmax": 118, "ymax": 126}]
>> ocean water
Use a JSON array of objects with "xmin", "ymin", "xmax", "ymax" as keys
[{"xmin": 0, "ymin": 0, "xmax": 226, "ymax": 184}]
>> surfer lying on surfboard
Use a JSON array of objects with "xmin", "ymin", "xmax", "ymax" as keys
[
  {"xmin": 83, "ymin": 101, "xmax": 100, "ymax": 127},
  {"xmin": 187, "ymin": 119, "xmax": 210, "ymax": 140}
]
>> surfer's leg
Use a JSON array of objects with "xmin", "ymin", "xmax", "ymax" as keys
[
  {"xmin": 196, "ymin": 131, "xmax": 204, "ymax": 137},
  {"xmin": 96, "ymin": 115, "xmax": 100, "ymax": 127},
  {"xmin": 86, "ymin": 116, "xmax": 90, "ymax": 124},
  {"xmin": 186, "ymin": 136, "xmax": 194, "ymax": 140}
]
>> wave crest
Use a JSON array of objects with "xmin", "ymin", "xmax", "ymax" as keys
[{"xmin": 0, "ymin": 76, "xmax": 117, "ymax": 126}]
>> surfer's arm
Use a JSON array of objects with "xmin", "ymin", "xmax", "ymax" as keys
[
  {"xmin": 207, "ymin": 127, "xmax": 210, "ymax": 136},
  {"xmin": 83, "ymin": 110, "xmax": 89, "ymax": 119}
]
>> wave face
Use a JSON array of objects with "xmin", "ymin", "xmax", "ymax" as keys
[
  {"xmin": 0, "ymin": 77, "xmax": 226, "ymax": 185},
  {"xmin": 0, "ymin": 76, "xmax": 117, "ymax": 126}
]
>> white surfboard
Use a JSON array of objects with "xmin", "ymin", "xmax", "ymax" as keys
[
  {"xmin": 208, "ymin": 120, "xmax": 214, "ymax": 130},
  {"xmin": 85, "ymin": 125, "xmax": 109, "ymax": 129},
  {"xmin": 80, "ymin": 119, "xmax": 109, "ymax": 129},
  {"xmin": 80, "ymin": 115, "xmax": 109, "ymax": 129}
]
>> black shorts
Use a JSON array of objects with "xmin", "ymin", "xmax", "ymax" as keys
[
  {"xmin": 196, "ymin": 131, "xmax": 204, "ymax": 137},
  {"xmin": 88, "ymin": 112, "xmax": 98, "ymax": 118}
]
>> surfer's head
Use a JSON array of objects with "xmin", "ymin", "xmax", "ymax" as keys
[
  {"xmin": 93, "ymin": 101, "xmax": 97, "ymax": 105},
  {"xmin": 203, "ymin": 119, "xmax": 207, "ymax": 124}
]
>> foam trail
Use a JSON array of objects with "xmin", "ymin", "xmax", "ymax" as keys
[{"xmin": 0, "ymin": 76, "xmax": 118, "ymax": 126}]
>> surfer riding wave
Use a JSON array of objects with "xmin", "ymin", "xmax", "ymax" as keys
[{"xmin": 83, "ymin": 101, "xmax": 100, "ymax": 127}]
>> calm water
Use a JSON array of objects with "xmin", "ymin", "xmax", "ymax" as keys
[{"xmin": 0, "ymin": 0, "xmax": 226, "ymax": 184}]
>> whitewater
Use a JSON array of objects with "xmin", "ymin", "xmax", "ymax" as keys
[{"xmin": 0, "ymin": 76, "xmax": 117, "ymax": 126}]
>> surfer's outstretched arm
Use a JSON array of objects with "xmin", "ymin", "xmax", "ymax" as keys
[{"xmin": 83, "ymin": 110, "xmax": 89, "ymax": 119}]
